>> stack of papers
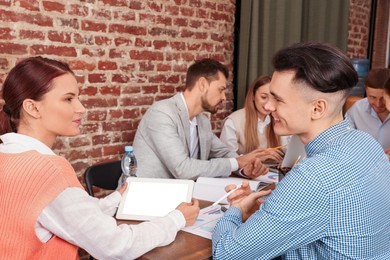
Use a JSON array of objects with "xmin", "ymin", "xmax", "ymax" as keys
[{"xmin": 193, "ymin": 170, "xmax": 280, "ymax": 204}]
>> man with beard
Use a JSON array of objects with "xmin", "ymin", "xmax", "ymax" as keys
[
  {"xmin": 345, "ymin": 68, "xmax": 390, "ymax": 157},
  {"xmin": 133, "ymin": 59, "xmax": 273, "ymax": 179}
]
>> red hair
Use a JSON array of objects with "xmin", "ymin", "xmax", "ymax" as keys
[{"xmin": 0, "ymin": 56, "xmax": 73, "ymax": 135}]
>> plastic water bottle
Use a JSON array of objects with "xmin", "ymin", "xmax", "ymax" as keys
[{"xmin": 120, "ymin": 146, "xmax": 137, "ymax": 185}]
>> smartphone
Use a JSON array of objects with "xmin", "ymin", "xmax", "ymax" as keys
[{"xmin": 255, "ymin": 182, "xmax": 273, "ymax": 192}]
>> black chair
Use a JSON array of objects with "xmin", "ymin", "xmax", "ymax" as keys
[
  {"xmin": 84, "ymin": 160, "xmax": 122, "ymax": 197},
  {"xmin": 83, "ymin": 160, "xmax": 122, "ymax": 260}
]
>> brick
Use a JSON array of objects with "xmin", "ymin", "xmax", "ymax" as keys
[
  {"xmin": 0, "ymin": 10, "xmax": 53, "ymax": 26},
  {"xmin": 17, "ymin": 0, "xmax": 39, "ymax": 10},
  {"xmin": 82, "ymin": 47, "xmax": 105, "ymax": 57},
  {"xmin": 20, "ymin": 30, "xmax": 45, "ymax": 40},
  {"xmin": 57, "ymin": 18, "xmax": 79, "ymax": 29},
  {"xmin": 114, "ymin": 37, "xmax": 132, "ymax": 46},
  {"xmin": 69, "ymin": 4, "xmax": 89, "ymax": 16},
  {"xmin": 88, "ymin": 73, "xmax": 106, "ymax": 83},
  {"xmin": 109, "ymin": 24, "xmax": 147, "ymax": 35},
  {"xmin": 42, "ymin": 1, "xmax": 65, "ymax": 13},
  {"xmin": 174, "ymin": 18, "xmax": 188, "ymax": 27},
  {"xmin": 140, "ymin": 13, "xmax": 156, "ymax": 23},
  {"xmin": 80, "ymin": 86, "xmax": 98, "ymax": 96},
  {"xmin": 0, "ymin": 0, "xmax": 11, "ymax": 6},
  {"xmin": 139, "ymin": 61, "xmax": 154, "ymax": 71},
  {"xmin": 122, "ymin": 108, "xmax": 141, "ymax": 119},
  {"xmin": 95, "ymin": 36, "xmax": 112, "ymax": 46},
  {"xmin": 129, "ymin": 50, "xmax": 164, "ymax": 61},
  {"xmin": 101, "ymin": 0, "xmax": 128, "ymax": 7},
  {"xmin": 109, "ymin": 49, "xmax": 126, "ymax": 58},
  {"xmin": 0, "ymin": 42, "xmax": 27, "ymax": 55},
  {"xmin": 69, "ymin": 136, "xmax": 91, "ymax": 147},
  {"xmin": 0, "ymin": 27, "xmax": 14, "ymax": 40},
  {"xmin": 180, "ymin": 7, "xmax": 195, "ymax": 16},
  {"xmin": 82, "ymin": 97, "xmax": 118, "ymax": 108},
  {"xmin": 148, "ymin": 27, "xmax": 178, "ymax": 37},
  {"xmin": 129, "ymin": 1, "xmax": 143, "ymax": 9},
  {"xmin": 156, "ymin": 15, "xmax": 172, "ymax": 26},
  {"xmin": 31, "ymin": 45, "xmax": 77, "ymax": 57},
  {"xmin": 121, "ymin": 96, "xmax": 154, "ymax": 106},
  {"xmin": 111, "ymin": 74, "xmax": 129, "ymax": 83},
  {"xmin": 135, "ymin": 38, "xmax": 152, "ymax": 47},
  {"xmin": 157, "ymin": 63, "xmax": 171, "ymax": 71},
  {"xmin": 82, "ymin": 20, "xmax": 107, "ymax": 32},
  {"xmin": 100, "ymin": 85, "xmax": 120, "ymax": 95},
  {"xmin": 142, "ymin": 85, "xmax": 158, "ymax": 94},
  {"xmin": 68, "ymin": 60, "xmax": 96, "ymax": 71},
  {"xmin": 98, "ymin": 61, "xmax": 117, "ymax": 70},
  {"xmin": 74, "ymin": 33, "xmax": 94, "ymax": 45},
  {"xmin": 87, "ymin": 110, "xmax": 107, "ymax": 121},
  {"xmin": 48, "ymin": 31, "xmax": 71, "ymax": 43},
  {"xmin": 93, "ymin": 9, "xmax": 112, "ymax": 19},
  {"xmin": 160, "ymin": 85, "xmax": 176, "ymax": 93}
]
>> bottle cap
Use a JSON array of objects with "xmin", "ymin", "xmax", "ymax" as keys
[{"xmin": 124, "ymin": 146, "xmax": 133, "ymax": 152}]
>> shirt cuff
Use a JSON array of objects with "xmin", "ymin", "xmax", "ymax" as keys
[
  {"xmin": 229, "ymin": 158, "xmax": 239, "ymax": 171},
  {"xmin": 167, "ymin": 209, "xmax": 186, "ymax": 230}
]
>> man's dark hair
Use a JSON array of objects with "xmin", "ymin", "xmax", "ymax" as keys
[
  {"xmin": 185, "ymin": 58, "xmax": 229, "ymax": 89},
  {"xmin": 364, "ymin": 68, "xmax": 390, "ymax": 89},
  {"xmin": 272, "ymin": 42, "xmax": 358, "ymax": 93}
]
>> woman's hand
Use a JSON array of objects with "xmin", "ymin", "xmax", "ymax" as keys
[
  {"xmin": 117, "ymin": 181, "xmax": 128, "ymax": 195},
  {"xmin": 176, "ymin": 199, "xmax": 200, "ymax": 226}
]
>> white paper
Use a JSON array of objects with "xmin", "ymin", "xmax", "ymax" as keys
[{"xmin": 182, "ymin": 204, "xmax": 228, "ymax": 239}]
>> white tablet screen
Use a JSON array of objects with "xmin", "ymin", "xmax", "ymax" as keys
[{"xmin": 116, "ymin": 178, "xmax": 194, "ymax": 221}]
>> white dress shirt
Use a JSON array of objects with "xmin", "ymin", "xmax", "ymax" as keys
[
  {"xmin": 0, "ymin": 133, "xmax": 186, "ymax": 260},
  {"xmin": 180, "ymin": 93, "xmax": 238, "ymax": 170}
]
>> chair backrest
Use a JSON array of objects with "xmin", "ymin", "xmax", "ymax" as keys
[{"xmin": 84, "ymin": 160, "xmax": 122, "ymax": 197}]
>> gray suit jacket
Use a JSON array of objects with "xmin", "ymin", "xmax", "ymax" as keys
[{"xmin": 133, "ymin": 93, "xmax": 238, "ymax": 179}]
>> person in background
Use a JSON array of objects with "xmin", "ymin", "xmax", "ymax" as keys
[
  {"xmin": 345, "ymin": 68, "xmax": 390, "ymax": 154},
  {"xmin": 220, "ymin": 75, "xmax": 289, "ymax": 157},
  {"xmin": 0, "ymin": 56, "xmax": 200, "ymax": 259},
  {"xmin": 134, "ymin": 58, "xmax": 272, "ymax": 180},
  {"xmin": 212, "ymin": 42, "xmax": 390, "ymax": 259},
  {"xmin": 383, "ymin": 77, "xmax": 390, "ymax": 160}
]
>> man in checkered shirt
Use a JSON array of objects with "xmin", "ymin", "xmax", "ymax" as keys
[{"xmin": 212, "ymin": 42, "xmax": 390, "ymax": 259}]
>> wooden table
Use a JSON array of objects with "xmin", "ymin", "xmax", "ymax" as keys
[{"xmin": 117, "ymin": 200, "xmax": 213, "ymax": 260}]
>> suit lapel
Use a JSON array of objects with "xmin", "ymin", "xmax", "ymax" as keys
[{"xmin": 174, "ymin": 93, "xmax": 192, "ymax": 155}]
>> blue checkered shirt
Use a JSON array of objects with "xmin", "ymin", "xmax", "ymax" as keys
[{"xmin": 212, "ymin": 119, "xmax": 390, "ymax": 259}]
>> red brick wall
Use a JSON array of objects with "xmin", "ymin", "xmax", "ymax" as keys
[
  {"xmin": 0, "ymin": 0, "xmax": 236, "ymax": 181},
  {"xmin": 347, "ymin": 0, "xmax": 372, "ymax": 58}
]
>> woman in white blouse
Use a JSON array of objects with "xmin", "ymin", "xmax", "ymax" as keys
[
  {"xmin": 220, "ymin": 75, "xmax": 289, "ymax": 157},
  {"xmin": 0, "ymin": 56, "xmax": 199, "ymax": 259}
]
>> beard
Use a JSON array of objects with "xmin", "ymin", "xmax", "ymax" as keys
[{"xmin": 201, "ymin": 95, "xmax": 220, "ymax": 114}]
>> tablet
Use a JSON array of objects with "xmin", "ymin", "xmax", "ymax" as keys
[{"xmin": 116, "ymin": 177, "xmax": 194, "ymax": 221}]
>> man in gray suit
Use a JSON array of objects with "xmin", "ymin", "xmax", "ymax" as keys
[{"xmin": 133, "ymin": 59, "xmax": 273, "ymax": 179}]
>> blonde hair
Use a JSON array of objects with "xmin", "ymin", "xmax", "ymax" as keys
[{"xmin": 244, "ymin": 76, "xmax": 280, "ymax": 153}]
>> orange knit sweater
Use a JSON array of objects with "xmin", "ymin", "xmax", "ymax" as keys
[{"xmin": 0, "ymin": 150, "xmax": 83, "ymax": 259}]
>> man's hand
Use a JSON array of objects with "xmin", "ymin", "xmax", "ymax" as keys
[
  {"xmin": 384, "ymin": 148, "xmax": 390, "ymax": 161},
  {"xmin": 241, "ymin": 157, "xmax": 268, "ymax": 178},
  {"xmin": 225, "ymin": 180, "xmax": 272, "ymax": 222}
]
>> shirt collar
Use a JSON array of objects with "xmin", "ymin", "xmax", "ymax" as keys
[
  {"xmin": 0, "ymin": 133, "xmax": 55, "ymax": 155},
  {"xmin": 305, "ymin": 119, "xmax": 352, "ymax": 157},
  {"xmin": 180, "ymin": 92, "xmax": 198, "ymax": 125}
]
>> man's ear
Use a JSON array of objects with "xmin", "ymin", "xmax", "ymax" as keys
[
  {"xmin": 311, "ymin": 99, "xmax": 327, "ymax": 120},
  {"xmin": 22, "ymin": 99, "xmax": 41, "ymax": 119},
  {"xmin": 197, "ymin": 77, "xmax": 208, "ymax": 93}
]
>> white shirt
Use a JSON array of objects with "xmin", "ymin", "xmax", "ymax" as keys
[
  {"xmin": 180, "ymin": 93, "xmax": 238, "ymax": 170},
  {"xmin": 0, "ymin": 133, "xmax": 186, "ymax": 260}
]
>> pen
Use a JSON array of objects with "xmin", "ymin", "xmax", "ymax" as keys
[
  {"xmin": 263, "ymin": 145, "xmax": 286, "ymax": 152},
  {"xmin": 212, "ymin": 184, "xmax": 242, "ymax": 206}
]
